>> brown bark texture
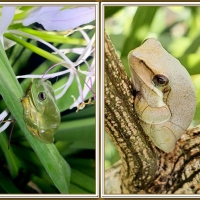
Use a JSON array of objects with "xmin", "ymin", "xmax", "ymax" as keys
[{"xmin": 104, "ymin": 32, "xmax": 200, "ymax": 194}]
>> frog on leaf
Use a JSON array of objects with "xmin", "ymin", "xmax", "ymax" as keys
[{"xmin": 21, "ymin": 79, "xmax": 60, "ymax": 143}]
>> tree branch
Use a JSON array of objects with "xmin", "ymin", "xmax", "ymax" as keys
[{"xmin": 104, "ymin": 32, "xmax": 200, "ymax": 194}]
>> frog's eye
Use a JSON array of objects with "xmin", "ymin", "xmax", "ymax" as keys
[
  {"xmin": 152, "ymin": 74, "xmax": 169, "ymax": 87},
  {"xmin": 38, "ymin": 92, "xmax": 46, "ymax": 101}
]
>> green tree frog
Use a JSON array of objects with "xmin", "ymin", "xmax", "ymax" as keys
[
  {"xmin": 21, "ymin": 79, "xmax": 60, "ymax": 143},
  {"xmin": 128, "ymin": 38, "xmax": 196, "ymax": 153}
]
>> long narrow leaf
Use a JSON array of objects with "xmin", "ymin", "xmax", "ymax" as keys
[
  {"xmin": 121, "ymin": 6, "xmax": 158, "ymax": 57},
  {"xmin": 0, "ymin": 132, "xmax": 21, "ymax": 178},
  {"xmin": 0, "ymin": 171, "xmax": 21, "ymax": 193},
  {"xmin": 0, "ymin": 42, "xmax": 71, "ymax": 194}
]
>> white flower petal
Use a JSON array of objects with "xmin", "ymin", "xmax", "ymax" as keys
[
  {"xmin": 23, "ymin": 6, "xmax": 63, "ymax": 26},
  {"xmin": 10, "ymin": 30, "xmax": 74, "ymax": 67},
  {"xmin": 3, "ymin": 37, "xmax": 16, "ymax": 50},
  {"xmin": 23, "ymin": 6, "xmax": 95, "ymax": 31},
  {"xmin": 0, "ymin": 7, "xmax": 15, "ymax": 36},
  {"xmin": 53, "ymin": 47, "xmax": 86, "ymax": 55},
  {"xmin": 0, "ymin": 121, "xmax": 11, "ymax": 133},
  {"xmin": 75, "ymin": 34, "xmax": 95, "ymax": 66},
  {"xmin": 69, "ymin": 75, "xmax": 95, "ymax": 109},
  {"xmin": 55, "ymin": 69, "xmax": 75, "ymax": 100},
  {"xmin": 0, "ymin": 109, "xmax": 9, "ymax": 121}
]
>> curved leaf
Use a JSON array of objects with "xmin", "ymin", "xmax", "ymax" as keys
[{"xmin": 0, "ymin": 42, "xmax": 71, "ymax": 193}]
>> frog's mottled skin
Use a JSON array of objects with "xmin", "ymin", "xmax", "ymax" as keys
[{"xmin": 21, "ymin": 79, "xmax": 60, "ymax": 143}]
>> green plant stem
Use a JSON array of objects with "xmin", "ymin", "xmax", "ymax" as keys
[{"xmin": 4, "ymin": 33, "xmax": 63, "ymax": 64}]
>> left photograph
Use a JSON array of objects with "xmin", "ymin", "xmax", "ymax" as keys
[{"xmin": 0, "ymin": 5, "xmax": 97, "ymax": 195}]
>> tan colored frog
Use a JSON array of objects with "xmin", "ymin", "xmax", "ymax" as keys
[{"xmin": 128, "ymin": 38, "xmax": 196, "ymax": 153}]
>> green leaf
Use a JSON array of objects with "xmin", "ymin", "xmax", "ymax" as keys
[
  {"xmin": 67, "ymin": 158, "xmax": 95, "ymax": 178},
  {"xmin": 105, "ymin": 6, "xmax": 124, "ymax": 19},
  {"xmin": 192, "ymin": 75, "xmax": 200, "ymax": 121},
  {"xmin": 183, "ymin": 34, "xmax": 200, "ymax": 55},
  {"xmin": 4, "ymin": 33, "xmax": 63, "ymax": 63},
  {"xmin": 179, "ymin": 54, "xmax": 200, "ymax": 76},
  {"xmin": 0, "ymin": 132, "xmax": 21, "ymax": 178},
  {"xmin": 0, "ymin": 42, "xmax": 71, "ymax": 193},
  {"xmin": 18, "ymin": 28, "xmax": 87, "ymax": 45},
  {"xmin": 69, "ymin": 183, "xmax": 89, "ymax": 194},
  {"xmin": 55, "ymin": 117, "xmax": 95, "ymax": 150},
  {"xmin": 121, "ymin": 6, "xmax": 158, "ymax": 57},
  {"xmin": 70, "ymin": 168, "xmax": 95, "ymax": 194},
  {"xmin": 0, "ymin": 171, "xmax": 21, "ymax": 193}
]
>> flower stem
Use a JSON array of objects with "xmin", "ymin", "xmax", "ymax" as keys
[{"xmin": 4, "ymin": 33, "xmax": 63, "ymax": 63}]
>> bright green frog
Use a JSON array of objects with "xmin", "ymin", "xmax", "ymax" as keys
[{"xmin": 21, "ymin": 79, "xmax": 60, "ymax": 143}]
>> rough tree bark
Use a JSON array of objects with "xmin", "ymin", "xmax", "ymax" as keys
[{"xmin": 104, "ymin": 32, "xmax": 200, "ymax": 194}]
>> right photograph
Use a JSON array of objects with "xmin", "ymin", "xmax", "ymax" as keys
[{"xmin": 104, "ymin": 5, "xmax": 200, "ymax": 195}]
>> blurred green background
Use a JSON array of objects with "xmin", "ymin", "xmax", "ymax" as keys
[{"xmin": 105, "ymin": 6, "xmax": 200, "ymax": 169}]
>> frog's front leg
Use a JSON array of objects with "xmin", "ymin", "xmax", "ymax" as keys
[
  {"xmin": 21, "ymin": 96, "xmax": 40, "ymax": 138},
  {"xmin": 141, "ymin": 121, "xmax": 185, "ymax": 153},
  {"xmin": 135, "ymin": 92, "xmax": 171, "ymax": 124}
]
